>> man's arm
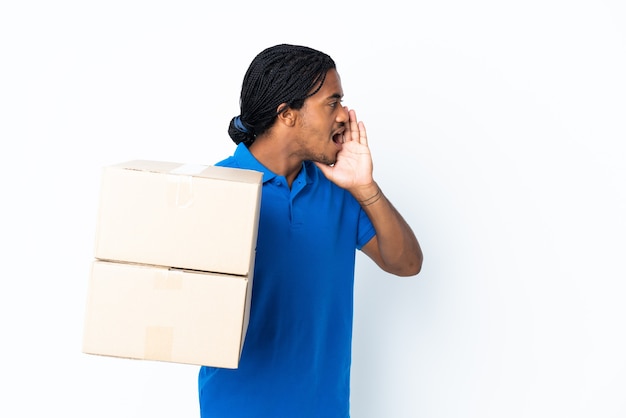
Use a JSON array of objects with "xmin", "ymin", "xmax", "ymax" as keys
[
  {"xmin": 354, "ymin": 182, "xmax": 422, "ymax": 276},
  {"xmin": 315, "ymin": 108, "xmax": 423, "ymax": 277}
]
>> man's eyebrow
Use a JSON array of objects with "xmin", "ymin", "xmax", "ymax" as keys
[{"xmin": 327, "ymin": 93, "xmax": 343, "ymax": 100}]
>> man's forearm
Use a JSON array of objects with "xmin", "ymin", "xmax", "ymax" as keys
[{"xmin": 356, "ymin": 182, "xmax": 423, "ymax": 276}]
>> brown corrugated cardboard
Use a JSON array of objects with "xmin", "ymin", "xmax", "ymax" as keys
[
  {"xmin": 94, "ymin": 160, "xmax": 263, "ymax": 276},
  {"xmin": 82, "ymin": 260, "xmax": 253, "ymax": 368}
]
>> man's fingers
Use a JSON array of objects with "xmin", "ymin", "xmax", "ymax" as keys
[
  {"xmin": 348, "ymin": 109, "xmax": 359, "ymax": 142},
  {"xmin": 358, "ymin": 121, "xmax": 367, "ymax": 146},
  {"xmin": 343, "ymin": 108, "xmax": 368, "ymax": 146}
]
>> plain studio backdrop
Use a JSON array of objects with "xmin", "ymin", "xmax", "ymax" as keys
[{"xmin": 1, "ymin": 1, "xmax": 624, "ymax": 417}]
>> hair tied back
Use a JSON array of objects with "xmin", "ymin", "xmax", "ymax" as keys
[{"xmin": 234, "ymin": 116, "xmax": 249, "ymax": 133}]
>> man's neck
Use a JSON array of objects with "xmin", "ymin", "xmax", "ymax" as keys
[{"xmin": 248, "ymin": 136, "xmax": 303, "ymax": 188}]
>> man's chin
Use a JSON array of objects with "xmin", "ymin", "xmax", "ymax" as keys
[
  {"xmin": 321, "ymin": 156, "xmax": 337, "ymax": 166},
  {"xmin": 311, "ymin": 152, "xmax": 337, "ymax": 166}
]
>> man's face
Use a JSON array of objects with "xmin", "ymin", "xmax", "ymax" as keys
[{"xmin": 291, "ymin": 69, "xmax": 349, "ymax": 165}]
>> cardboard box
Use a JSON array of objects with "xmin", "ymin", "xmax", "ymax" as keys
[
  {"xmin": 94, "ymin": 160, "xmax": 263, "ymax": 275},
  {"xmin": 82, "ymin": 260, "xmax": 253, "ymax": 368}
]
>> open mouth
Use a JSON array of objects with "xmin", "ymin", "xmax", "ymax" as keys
[{"xmin": 332, "ymin": 130, "xmax": 345, "ymax": 145}]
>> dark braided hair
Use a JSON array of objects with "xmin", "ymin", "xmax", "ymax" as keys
[{"xmin": 228, "ymin": 44, "xmax": 336, "ymax": 146}]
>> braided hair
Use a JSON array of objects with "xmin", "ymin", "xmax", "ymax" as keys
[{"xmin": 228, "ymin": 44, "xmax": 336, "ymax": 146}]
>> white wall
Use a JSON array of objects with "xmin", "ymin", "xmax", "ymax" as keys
[{"xmin": 1, "ymin": 1, "xmax": 624, "ymax": 417}]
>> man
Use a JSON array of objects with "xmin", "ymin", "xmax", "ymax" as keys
[{"xmin": 198, "ymin": 44, "xmax": 423, "ymax": 417}]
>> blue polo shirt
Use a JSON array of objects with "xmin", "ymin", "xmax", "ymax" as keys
[{"xmin": 198, "ymin": 143, "xmax": 376, "ymax": 418}]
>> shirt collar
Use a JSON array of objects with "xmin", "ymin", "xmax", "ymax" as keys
[
  {"xmin": 233, "ymin": 143, "xmax": 277, "ymax": 184},
  {"xmin": 233, "ymin": 143, "xmax": 314, "ymax": 187}
]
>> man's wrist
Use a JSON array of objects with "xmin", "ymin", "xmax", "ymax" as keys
[
  {"xmin": 359, "ymin": 187, "xmax": 382, "ymax": 206},
  {"xmin": 351, "ymin": 182, "xmax": 381, "ymax": 205}
]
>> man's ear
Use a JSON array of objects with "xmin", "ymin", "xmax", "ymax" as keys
[{"xmin": 276, "ymin": 103, "xmax": 297, "ymax": 127}]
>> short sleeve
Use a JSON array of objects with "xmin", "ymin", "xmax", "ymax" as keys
[{"xmin": 356, "ymin": 207, "xmax": 376, "ymax": 250}]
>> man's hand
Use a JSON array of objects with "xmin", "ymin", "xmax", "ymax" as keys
[
  {"xmin": 317, "ymin": 108, "xmax": 422, "ymax": 276},
  {"xmin": 314, "ymin": 108, "xmax": 377, "ymax": 198}
]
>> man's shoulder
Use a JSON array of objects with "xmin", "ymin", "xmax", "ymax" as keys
[
  {"xmin": 214, "ymin": 144, "xmax": 257, "ymax": 170},
  {"xmin": 214, "ymin": 155, "xmax": 238, "ymax": 168}
]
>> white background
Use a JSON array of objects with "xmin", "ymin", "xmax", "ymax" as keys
[{"xmin": 1, "ymin": 1, "xmax": 625, "ymax": 417}]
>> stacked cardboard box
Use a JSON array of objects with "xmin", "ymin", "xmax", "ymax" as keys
[{"xmin": 82, "ymin": 160, "xmax": 263, "ymax": 369}]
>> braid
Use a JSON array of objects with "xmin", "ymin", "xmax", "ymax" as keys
[{"xmin": 228, "ymin": 44, "xmax": 336, "ymax": 145}]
